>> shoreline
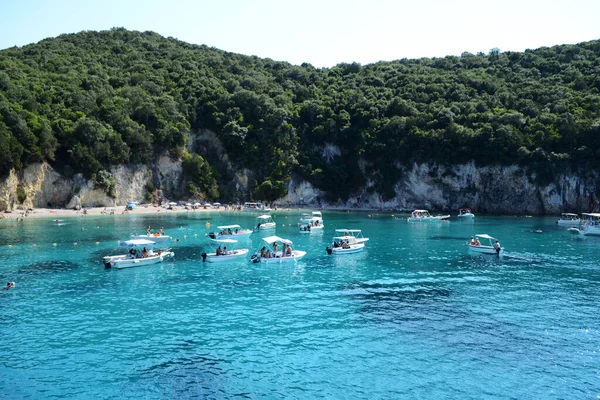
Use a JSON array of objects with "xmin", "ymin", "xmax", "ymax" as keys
[
  {"xmin": 1, "ymin": 205, "xmax": 224, "ymax": 220},
  {"xmin": 1, "ymin": 206, "xmax": 553, "ymax": 221}
]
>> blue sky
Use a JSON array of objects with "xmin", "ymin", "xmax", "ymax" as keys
[{"xmin": 1, "ymin": 0, "xmax": 599, "ymax": 67}]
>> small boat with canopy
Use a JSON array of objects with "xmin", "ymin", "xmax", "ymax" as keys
[
  {"xmin": 201, "ymin": 239, "xmax": 249, "ymax": 263},
  {"xmin": 250, "ymin": 236, "xmax": 306, "ymax": 264},
  {"xmin": 103, "ymin": 239, "xmax": 174, "ymax": 269}
]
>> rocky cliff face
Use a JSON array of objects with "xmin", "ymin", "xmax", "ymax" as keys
[
  {"xmin": 0, "ymin": 161, "xmax": 597, "ymax": 214},
  {"xmin": 282, "ymin": 162, "xmax": 599, "ymax": 214}
]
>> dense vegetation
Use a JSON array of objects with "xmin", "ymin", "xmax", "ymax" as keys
[{"xmin": 1, "ymin": 28, "xmax": 600, "ymax": 202}]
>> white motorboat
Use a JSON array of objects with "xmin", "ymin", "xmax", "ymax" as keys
[
  {"xmin": 201, "ymin": 239, "xmax": 249, "ymax": 263},
  {"xmin": 458, "ymin": 208, "xmax": 475, "ymax": 218},
  {"xmin": 103, "ymin": 239, "xmax": 174, "ymax": 269},
  {"xmin": 556, "ymin": 213, "xmax": 581, "ymax": 226},
  {"xmin": 326, "ymin": 235, "xmax": 365, "ymax": 255},
  {"xmin": 569, "ymin": 213, "xmax": 600, "ymax": 236},
  {"xmin": 255, "ymin": 214, "xmax": 276, "ymax": 230},
  {"xmin": 408, "ymin": 209, "xmax": 450, "ymax": 222},
  {"xmin": 467, "ymin": 234, "xmax": 503, "ymax": 255},
  {"xmin": 299, "ymin": 211, "xmax": 324, "ymax": 233},
  {"xmin": 208, "ymin": 224, "xmax": 253, "ymax": 239},
  {"xmin": 334, "ymin": 229, "xmax": 369, "ymax": 243},
  {"xmin": 250, "ymin": 236, "xmax": 306, "ymax": 264}
]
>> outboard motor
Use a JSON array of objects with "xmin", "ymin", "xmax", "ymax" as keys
[
  {"xmin": 201, "ymin": 252, "xmax": 207, "ymax": 262},
  {"xmin": 250, "ymin": 253, "xmax": 260, "ymax": 263},
  {"xmin": 208, "ymin": 232, "xmax": 216, "ymax": 239},
  {"xmin": 326, "ymin": 246, "xmax": 333, "ymax": 255},
  {"xmin": 104, "ymin": 260, "xmax": 113, "ymax": 269}
]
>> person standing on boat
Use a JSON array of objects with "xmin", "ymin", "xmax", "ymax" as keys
[
  {"xmin": 147, "ymin": 226, "xmax": 151, "ymax": 235},
  {"xmin": 493, "ymin": 240, "xmax": 501, "ymax": 254}
]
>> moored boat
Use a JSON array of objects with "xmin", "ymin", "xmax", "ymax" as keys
[
  {"xmin": 103, "ymin": 239, "xmax": 174, "ymax": 269},
  {"xmin": 408, "ymin": 209, "xmax": 450, "ymax": 222},
  {"xmin": 250, "ymin": 236, "xmax": 306, "ymax": 263},
  {"xmin": 570, "ymin": 213, "xmax": 600, "ymax": 236},
  {"xmin": 458, "ymin": 208, "xmax": 475, "ymax": 218},
  {"xmin": 334, "ymin": 229, "xmax": 369, "ymax": 243},
  {"xmin": 467, "ymin": 234, "xmax": 503, "ymax": 255},
  {"xmin": 255, "ymin": 214, "xmax": 276, "ymax": 230},
  {"xmin": 201, "ymin": 239, "xmax": 249, "ymax": 263},
  {"xmin": 326, "ymin": 235, "xmax": 365, "ymax": 255},
  {"xmin": 556, "ymin": 213, "xmax": 581, "ymax": 226},
  {"xmin": 208, "ymin": 224, "xmax": 253, "ymax": 239},
  {"xmin": 299, "ymin": 211, "xmax": 324, "ymax": 233}
]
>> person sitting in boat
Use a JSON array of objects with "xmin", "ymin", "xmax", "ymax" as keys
[
  {"xmin": 474, "ymin": 238, "xmax": 481, "ymax": 246},
  {"xmin": 216, "ymin": 245, "xmax": 222, "ymax": 256},
  {"xmin": 273, "ymin": 242, "xmax": 278, "ymax": 253},
  {"xmin": 282, "ymin": 243, "xmax": 287, "ymax": 257},
  {"xmin": 286, "ymin": 245, "xmax": 292, "ymax": 256},
  {"xmin": 227, "ymin": 228, "xmax": 232, "ymax": 235},
  {"xmin": 142, "ymin": 247, "xmax": 148, "ymax": 258},
  {"xmin": 342, "ymin": 240, "xmax": 350, "ymax": 249},
  {"xmin": 470, "ymin": 237, "xmax": 476, "ymax": 245},
  {"xmin": 260, "ymin": 247, "xmax": 266, "ymax": 258},
  {"xmin": 265, "ymin": 249, "xmax": 272, "ymax": 258},
  {"xmin": 129, "ymin": 248, "xmax": 137, "ymax": 257},
  {"xmin": 222, "ymin": 246, "xmax": 228, "ymax": 255}
]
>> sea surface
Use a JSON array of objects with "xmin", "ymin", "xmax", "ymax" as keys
[{"xmin": 0, "ymin": 210, "xmax": 598, "ymax": 399}]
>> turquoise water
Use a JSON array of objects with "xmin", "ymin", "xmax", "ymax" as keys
[{"xmin": 1, "ymin": 211, "xmax": 598, "ymax": 399}]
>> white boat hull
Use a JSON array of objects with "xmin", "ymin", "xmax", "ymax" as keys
[
  {"xmin": 408, "ymin": 216, "xmax": 450, "ymax": 222},
  {"xmin": 299, "ymin": 224, "xmax": 324, "ymax": 234},
  {"xmin": 327, "ymin": 243, "xmax": 365, "ymax": 255},
  {"xmin": 104, "ymin": 251, "xmax": 174, "ymax": 269},
  {"xmin": 578, "ymin": 226, "xmax": 600, "ymax": 236},
  {"xmin": 208, "ymin": 231, "xmax": 253, "ymax": 239},
  {"xmin": 556, "ymin": 220, "xmax": 581, "ymax": 226},
  {"xmin": 457, "ymin": 213, "xmax": 475, "ymax": 219},
  {"xmin": 203, "ymin": 249, "xmax": 249, "ymax": 263},
  {"xmin": 257, "ymin": 222, "xmax": 276, "ymax": 230},
  {"xmin": 251, "ymin": 250, "xmax": 306, "ymax": 263},
  {"xmin": 468, "ymin": 244, "xmax": 502, "ymax": 255}
]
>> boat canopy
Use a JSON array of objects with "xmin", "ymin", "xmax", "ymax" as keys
[
  {"xmin": 413, "ymin": 209, "xmax": 429, "ymax": 213},
  {"xmin": 217, "ymin": 224, "xmax": 242, "ymax": 230},
  {"xmin": 261, "ymin": 236, "xmax": 293, "ymax": 245},
  {"xmin": 561, "ymin": 213, "xmax": 579, "ymax": 217},
  {"xmin": 257, "ymin": 215, "xmax": 272, "ymax": 220},
  {"xmin": 120, "ymin": 239, "xmax": 156, "ymax": 247},
  {"xmin": 581, "ymin": 213, "xmax": 600, "ymax": 218},
  {"xmin": 335, "ymin": 229, "xmax": 362, "ymax": 234},
  {"xmin": 210, "ymin": 238, "xmax": 238, "ymax": 244},
  {"xmin": 475, "ymin": 234, "xmax": 496, "ymax": 240}
]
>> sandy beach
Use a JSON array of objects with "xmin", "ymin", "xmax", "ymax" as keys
[{"xmin": 1, "ymin": 204, "xmax": 225, "ymax": 220}]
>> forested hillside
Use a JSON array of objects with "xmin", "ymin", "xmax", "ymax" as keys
[{"xmin": 1, "ymin": 28, "xmax": 600, "ymax": 202}]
